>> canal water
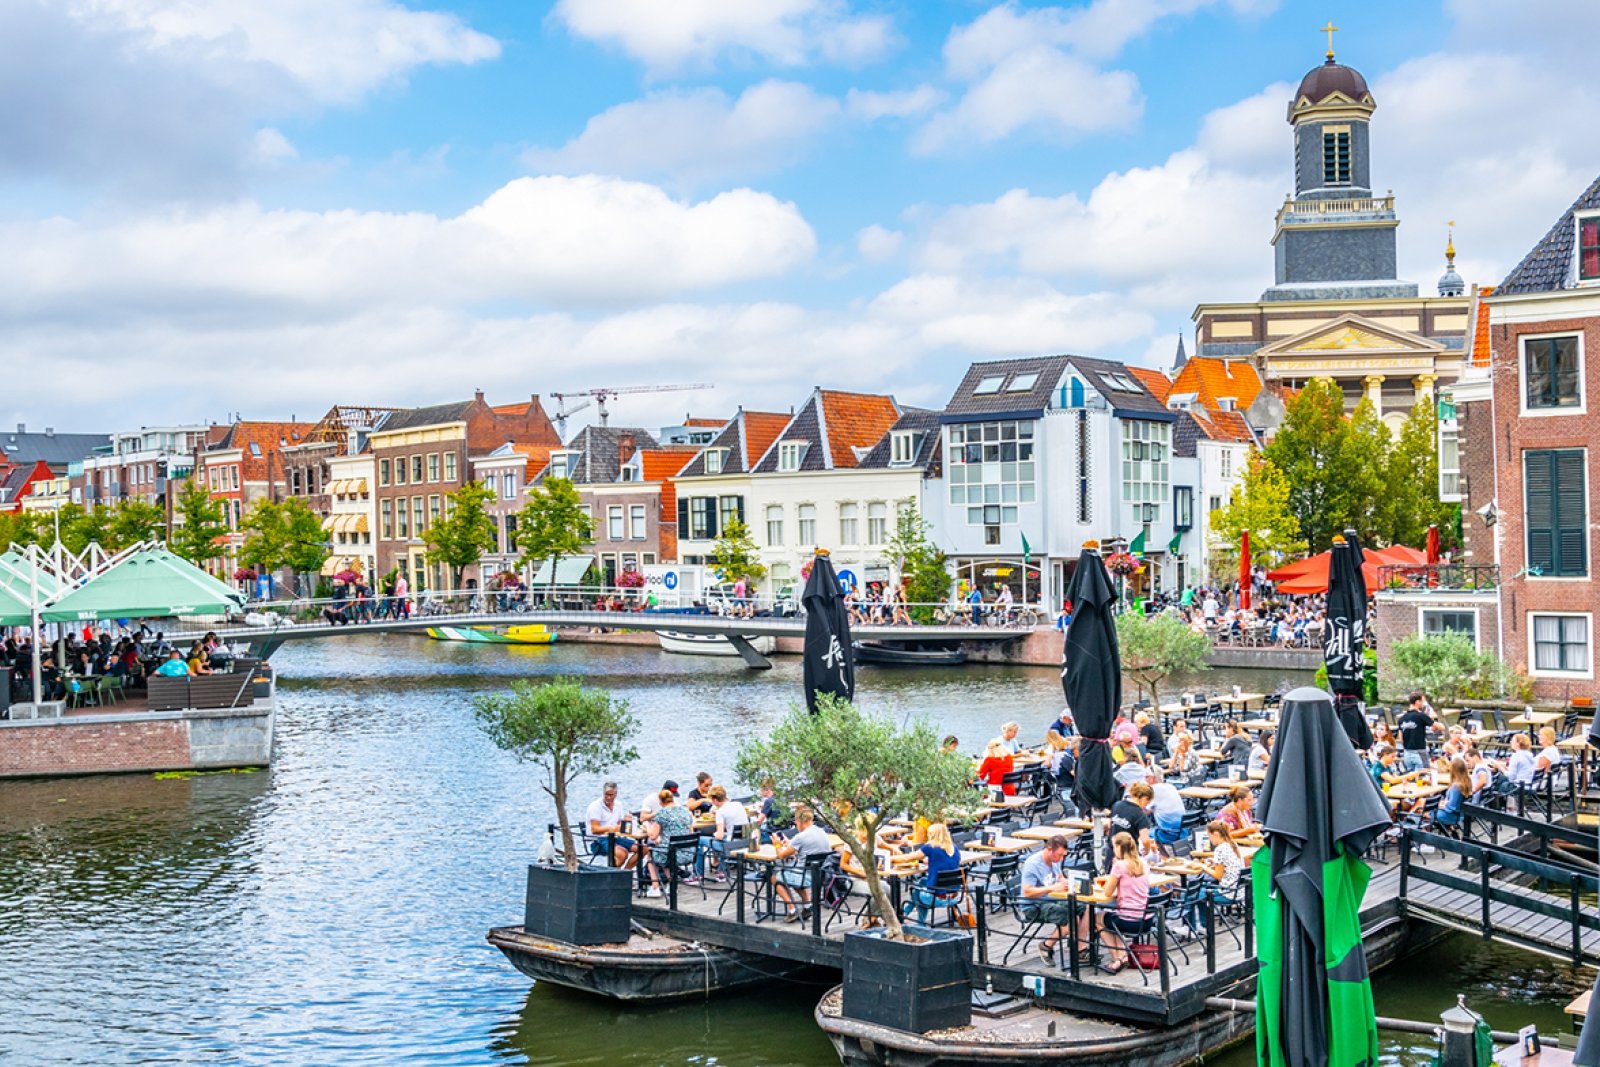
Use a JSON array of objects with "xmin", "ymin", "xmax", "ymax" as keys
[{"xmin": 0, "ymin": 637, "xmax": 1585, "ymax": 1065}]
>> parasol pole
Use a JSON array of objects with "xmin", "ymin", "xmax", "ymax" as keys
[{"xmin": 29, "ymin": 550, "xmax": 42, "ymax": 708}]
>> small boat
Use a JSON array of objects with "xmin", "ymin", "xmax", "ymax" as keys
[
  {"xmin": 427, "ymin": 624, "xmax": 557, "ymax": 645},
  {"xmin": 657, "ymin": 631, "xmax": 776, "ymax": 657},
  {"xmin": 853, "ymin": 641, "xmax": 967, "ymax": 666},
  {"xmin": 487, "ymin": 925, "xmax": 824, "ymax": 1001}
]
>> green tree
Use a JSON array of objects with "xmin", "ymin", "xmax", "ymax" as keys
[
  {"xmin": 1380, "ymin": 631, "xmax": 1508, "ymax": 705},
  {"xmin": 1116, "ymin": 612, "xmax": 1211, "ymax": 711},
  {"xmin": 711, "ymin": 517, "xmax": 766, "ymax": 586},
  {"xmin": 1208, "ymin": 452, "xmax": 1307, "ymax": 579},
  {"xmin": 886, "ymin": 503, "xmax": 950, "ymax": 623},
  {"xmin": 473, "ymin": 677, "xmax": 639, "ymax": 873},
  {"xmin": 240, "ymin": 498, "xmax": 290, "ymax": 573},
  {"xmin": 108, "ymin": 499, "xmax": 167, "ymax": 548},
  {"xmin": 1265, "ymin": 378, "xmax": 1370, "ymax": 551},
  {"xmin": 735, "ymin": 695, "xmax": 979, "ymax": 940},
  {"xmin": 280, "ymin": 498, "xmax": 331, "ymax": 593},
  {"xmin": 168, "ymin": 480, "xmax": 229, "ymax": 565},
  {"xmin": 0, "ymin": 509, "xmax": 44, "ymax": 549},
  {"xmin": 62, "ymin": 504, "xmax": 113, "ymax": 553},
  {"xmin": 516, "ymin": 477, "xmax": 593, "ymax": 598},
  {"xmin": 424, "ymin": 480, "xmax": 500, "ymax": 591},
  {"xmin": 1377, "ymin": 400, "xmax": 1451, "ymax": 550}
]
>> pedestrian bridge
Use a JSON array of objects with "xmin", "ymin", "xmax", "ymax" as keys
[{"xmin": 169, "ymin": 602, "xmax": 1030, "ymax": 668}]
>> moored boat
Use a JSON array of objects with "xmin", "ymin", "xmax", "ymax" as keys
[
  {"xmin": 657, "ymin": 631, "xmax": 776, "ymax": 657},
  {"xmin": 852, "ymin": 641, "xmax": 967, "ymax": 666},
  {"xmin": 427, "ymin": 624, "xmax": 557, "ymax": 645},
  {"xmin": 487, "ymin": 925, "xmax": 825, "ymax": 1001}
]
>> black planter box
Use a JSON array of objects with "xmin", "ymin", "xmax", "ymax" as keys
[
  {"xmin": 523, "ymin": 864, "xmax": 633, "ymax": 946},
  {"xmin": 842, "ymin": 925, "xmax": 973, "ymax": 1033}
]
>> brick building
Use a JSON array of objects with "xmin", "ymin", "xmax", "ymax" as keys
[
  {"xmin": 469, "ymin": 442, "xmax": 554, "ymax": 584},
  {"xmin": 195, "ymin": 421, "xmax": 319, "ymax": 576},
  {"xmin": 370, "ymin": 393, "xmax": 559, "ymax": 589},
  {"xmin": 76, "ymin": 425, "xmax": 212, "ymax": 519}
]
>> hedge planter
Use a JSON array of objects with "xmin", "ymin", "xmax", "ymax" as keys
[
  {"xmin": 524, "ymin": 864, "xmax": 633, "ymax": 946},
  {"xmin": 842, "ymin": 925, "xmax": 972, "ymax": 1034}
]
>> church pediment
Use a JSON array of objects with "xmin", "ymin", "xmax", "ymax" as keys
[{"xmin": 1258, "ymin": 314, "xmax": 1447, "ymax": 359}]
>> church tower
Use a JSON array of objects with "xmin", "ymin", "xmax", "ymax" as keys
[{"xmin": 1263, "ymin": 34, "xmax": 1416, "ymax": 302}]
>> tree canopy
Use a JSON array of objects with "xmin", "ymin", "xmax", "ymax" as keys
[
  {"xmin": 1376, "ymin": 400, "xmax": 1454, "ymax": 549},
  {"xmin": 1116, "ymin": 611, "xmax": 1210, "ymax": 711},
  {"xmin": 885, "ymin": 502, "xmax": 950, "ymax": 622},
  {"xmin": 735, "ymin": 695, "xmax": 979, "ymax": 939},
  {"xmin": 425, "ymin": 480, "xmax": 499, "ymax": 588},
  {"xmin": 168, "ymin": 481, "xmax": 230, "ymax": 565},
  {"xmin": 473, "ymin": 677, "xmax": 639, "ymax": 873},
  {"xmin": 1207, "ymin": 451, "xmax": 1306, "ymax": 578},
  {"xmin": 711, "ymin": 517, "xmax": 766, "ymax": 585},
  {"xmin": 515, "ymin": 477, "xmax": 593, "ymax": 588},
  {"xmin": 240, "ymin": 497, "xmax": 328, "ymax": 591}
]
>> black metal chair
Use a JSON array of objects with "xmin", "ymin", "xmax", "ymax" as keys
[
  {"xmin": 978, "ymin": 853, "xmax": 1022, "ymax": 913},
  {"xmin": 660, "ymin": 833, "xmax": 707, "ymax": 901}
]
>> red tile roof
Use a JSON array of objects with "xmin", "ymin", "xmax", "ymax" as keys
[
  {"xmin": 209, "ymin": 421, "xmax": 319, "ymax": 482},
  {"xmin": 1470, "ymin": 285, "xmax": 1494, "ymax": 367},
  {"xmin": 1169, "ymin": 357, "xmax": 1263, "ymax": 416},
  {"xmin": 1127, "ymin": 368, "xmax": 1173, "ymax": 404},
  {"xmin": 741, "ymin": 412, "xmax": 793, "ymax": 469},
  {"xmin": 1188, "ymin": 407, "xmax": 1254, "ymax": 444},
  {"xmin": 681, "ymin": 417, "xmax": 725, "ymax": 427},
  {"xmin": 818, "ymin": 390, "xmax": 900, "ymax": 469}
]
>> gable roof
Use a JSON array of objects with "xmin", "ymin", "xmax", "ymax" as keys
[
  {"xmin": 1468, "ymin": 286, "xmax": 1494, "ymax": 367},
  {"xmin": 855, "ymin": 407, "xmax": 943, "ymax": 471},
  {"xmin": 376, "ymin": 400, "xmax": 475, "ymax": 434},
  {"xmin": 676, "ymin": 411, "xmax": 790, "ymax": 478},
  {"xmin": 1063, "ymin": 356, "xmax": 1174, "ymax": 420},
  {"xmin": 1168, "ymin": 356, "xmax": 1264, "ymax": 417},
  {"xmin": 941, "ymin": 356, "xmax": 1070, "ymax": 422},
  {"xmin": 1498, "ymin": 173, "xmax": 1600, "ymax": 295},
  {"xmin": 1184, "ymin": 406, "xmax": 1254, "ymax": 445},
  {"xmin": 208, "ymin": 420, "xmax": 318, "ymax": 458},
  {"xmin": 752, "ymin": 389, "xmax": 901, "ymax": 474},
  {"xmin": 1127, "ymin": 367, "xmax": 1173, "ymax": 404},
  {"xmin": 554, "ymin": 426, "xmax": 660, "ymax": 485}
]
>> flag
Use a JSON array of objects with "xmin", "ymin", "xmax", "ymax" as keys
[
  {"xmin": 1167, "ymin": 531, "xmax": 1182, "ymax": 555},
  {"xmin": 1021, "ymin": 532, "xmax": 1032, "ymax": 564},
  {"xmin": 1129, "ymin": 528, "xmax": 1146, "ymax": 556}
]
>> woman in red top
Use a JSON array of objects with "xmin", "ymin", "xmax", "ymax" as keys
[{"xmin": 976, "ymin": 738, "xmax": 1016, "ymax": 795}]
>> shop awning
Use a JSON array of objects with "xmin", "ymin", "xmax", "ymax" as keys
[
  {"xmin": 321, "ymin": 555, "xmax": 361, "ymax": 576},
  {"xmin": 529, "ymin": 555, "xmax": 594, "ymax": 586},
  {"xmin": 40, "ymin": 548, "xmax": 245, "ymax": 622}
]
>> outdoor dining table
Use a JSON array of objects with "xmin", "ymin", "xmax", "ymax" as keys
[
  {"xmin": 1384, "ymin": 780, "xmax": 1449, "ymax": 802},
  {"xmin": 1046, "ymin": 871, "xmax": 1182, "ymax": 971},
  {"xmin": 967, "ymin": 835, "xmax": 1041, "ymax": 854},
  {"xmin": 1213, "ymin": 692, "xmax": 1267, "ymax": 712},
  {"xmin": 1179, "ymin": 785, "xmax": 1235, "ymax": 800},
  {"xmin": 1054, "ymin": 817, "xmax": 1094, "ymax": 830},
  {"xmin": 1508, "ymin": 709, "xmax": 1563, "ymax": 739},
  {"xmin": 982, "ymin": 796, "xmax": 1036, "ymax": 814},
  {"xmin": 1237, "ymin": 717, "xmax": 1278, "ymax": 731},
  {"xmin": 1012, "ymin": 825, "xmax": 1083, "ymax": 842}
]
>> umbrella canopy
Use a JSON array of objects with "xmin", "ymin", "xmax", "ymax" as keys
[
  {"xmin": 1425, "ymin": 525, "xmax": 1440, "ymax": 564},
  {"xmin": 0, "ymin": 579, "xmax": 33, "ymax": 626},
  {"xmin": 1239, "ymin": 531, "xmax": 1252, "ymax": 611},
  {"xmin": 1267, "ymin": 544, "xmax": 1425, "ymax": 597},
  {"xmin": 801, "ymin": 552, "xmax": 855, "ymax": 713},
  {"xmin": 1061, "ymin": 547, "xmax": 1120, "ymax": 815},
  {"xmin": 40, "ymin": 548, "xmax": 244, "ymax": 622},
  {"xmin": 0, "ymin": 549, "xmax": 67, "ymax": 601},
  {"xmin": 1324, "ymin": 533, "xmax": 1372, "ymax": 748},
  {"xmin": 1254, "ymin": 686, "xmax": 1391, "ymax": 1067}
]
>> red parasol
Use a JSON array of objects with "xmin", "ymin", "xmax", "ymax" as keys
[
  {"xmin": 1266, "ymin": 544, "xmax": 1427, "ymax": 596},
  {"xmin": 1425, "ymin": 524, "xmax": 1441, "ymax": 564},
  {"xmin": 1239, "ymin": 530, "xmax": 1252, "ymax": 611}
]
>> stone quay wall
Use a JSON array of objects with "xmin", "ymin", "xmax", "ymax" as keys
[{"xmin": 0, "ymin": 702, "xmax": 275, "ymax": 779}]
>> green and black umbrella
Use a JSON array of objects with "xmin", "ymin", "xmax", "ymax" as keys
[{"xmin": 1254, "ymin": 686, "xmax": 1391, "ymax": 1067}]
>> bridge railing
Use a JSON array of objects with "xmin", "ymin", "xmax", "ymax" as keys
[{"xmin": 169, "ymin": 586, "xmax": 1050, "ymax": 638}]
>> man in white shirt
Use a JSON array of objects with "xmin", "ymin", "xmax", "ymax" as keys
[
  {"xmin": 708, "ymin": 786, "xmax": 749, "ymax": 880},
  {"xmin": 586, "ymin": 781, "xmax": 639, "ymax": 868},
  {"xmin": 771, "ymin": 806, "xmax": 835, "ymax": 920},
  {"xmin": 999, "ymin": 721, "xmax": 1023, "ymax": 755},
  {"xmin": 1202, "ymin": 593, "xmax": 1220, "ymax": 624}
]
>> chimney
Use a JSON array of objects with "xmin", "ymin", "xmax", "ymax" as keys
[
  {"xmin": 15, "ymin": 423, "xmax": 23, "ymax": 434},
  {"xmin": 45, "ymin": 427, "xmax": 54, "ymax": 437},
  {"xmin": 475, "ymin": 389, "xmax": 485, "ymax": 404}
]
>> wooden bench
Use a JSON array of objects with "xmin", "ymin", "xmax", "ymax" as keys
[{"xmin": 147, "ymin": 672, "xmax": 256, "ymax": 711}]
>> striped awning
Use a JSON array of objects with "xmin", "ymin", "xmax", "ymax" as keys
[
  {"xmin": 321, "ymin": 513, "xmax": 370, "ymax": 534},
  {"xmin": 327, "ymin": 478, "xmax": 369, "ymax": 496}
]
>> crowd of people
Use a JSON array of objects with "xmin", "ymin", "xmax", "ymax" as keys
[{"xmin": 2, "ymin": 623, "xmax": 233, "ymax": 704}]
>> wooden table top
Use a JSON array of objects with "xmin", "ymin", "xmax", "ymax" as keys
[
  {"xmin": 967, "ymin": 836, "xmax": 1041, "ymax": 854},
  {"xmin": 1012, "ymin": 825, "xmax": 1082, "ymax": 841},
  {"xmin": 1048, "ymin": 871, "xmax": 1179, "ymax": 903},
  {"xmin": 1214, "ymin": 693, "xmax": 1266, "ymax": 706},
  {"xmin": 1238, "ymin": 718, "xmax": 1279, "ymax": 731},
  {"xmin": 1385, "ymin": 781, "xmax": 1450, "ymax": 801},
  {"xmin": 1054, "ymin": 817, "xmax": 1094, "ymax": 830},
  {"xmin": 1179, "ymin": 785, "xmax": 1236, "ymax": 799},
  {"xmin": 1558, "ymin": 735, "xmax": 1593, "ymax": 750},
  {"xmin": 1509, "ymin": 710, "xmax": 1564, "ymax": 726}
]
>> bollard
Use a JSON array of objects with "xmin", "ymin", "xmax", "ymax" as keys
[{"xmin": 1439, "ymin": 996, "xmax": 1492, "ymax": 1067}]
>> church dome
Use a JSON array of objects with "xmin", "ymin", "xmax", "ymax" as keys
[
  {"xmin": 1437, "ymin": 266, "xmax": 1464, "ymax": 298},
  {"xmin": 1296, "ymin": 59, "xmax": 1371, "ymax": 103}
]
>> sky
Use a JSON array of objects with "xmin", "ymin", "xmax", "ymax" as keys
[{"xmin": 4, "ymin": 0, "xmax": 1599, "ymax": 437}]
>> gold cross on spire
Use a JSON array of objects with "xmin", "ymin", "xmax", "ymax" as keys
[{"xmin": 1322, "ymin": 20, "xmax": 1338, "ymax": 60}]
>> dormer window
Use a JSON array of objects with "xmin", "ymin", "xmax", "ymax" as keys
[
  {"xmin": 1218, "ymin": 397, "xmax": 1237, "ymax": 412},
  {"xmin": 1579, "ymin": 215, "xmax": 1599, "ymax": 281},
  {"xmin": 619, "ymin": 464, "xmax": 638, "ymax": 482},
  {"xmin": 704, "ymin": 448, "xmax": 726, "ymax": 475},
  {"xmin": 890, "ymin": 431, "xmax": 922, "ymax": 466},
  {"xmin": 779, "ymin": 441, "xmax": 808, "ymax": 472},
  {"xmin": 974, "ymin": 375, "xmax": 1005, "ymax": 395},
  {"xmin": 549, "ymin": 452, "xmax": 575, "ymax": 481}
]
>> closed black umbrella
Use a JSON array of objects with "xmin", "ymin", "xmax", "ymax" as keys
[
  {"xmin": 802, "ymin": 551, "xmax": 855, "ymax": 713},
  {"xmin": 1255, "ymin": 686, "xmax": 1392, "ymax": 1067},
  {"xmin": 1061, "ymin": 546, "xmax": 1119, "ymax": 817},
  {"xmin": 1324, "ymin": 532, "xmax": 1372, "ymax": 749}
]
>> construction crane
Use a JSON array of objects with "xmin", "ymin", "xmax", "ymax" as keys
[{"xmin": 549, "ymin": 383, "xmax": 712, "ymax": 439}]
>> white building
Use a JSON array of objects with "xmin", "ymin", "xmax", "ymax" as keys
[{"xmin": 323, "ymin": 451, "xmax": 376, "ymax": 580}]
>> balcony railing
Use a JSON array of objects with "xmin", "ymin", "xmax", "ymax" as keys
[
  {"xmin": 1376, "ymin": 562, "xmax": 1499, "ymax": 592},
  {"xmin": 1276, "ymin": 195, "xmax": 1395, "ymax": 227}
]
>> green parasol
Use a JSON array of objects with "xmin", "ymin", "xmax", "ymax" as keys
[{"xmin": 40, "ymin": 548, "xmax": 244, "ymax": 622}]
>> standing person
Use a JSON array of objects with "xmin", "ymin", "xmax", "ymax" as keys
[
  {"xmin": 967, "ymin": 584, "xmax": 984, "ymax": 625},
  {"xmin": 1397, "ymin": 692, "xmax": 1440, "ymax": 773},
  {"xmin": 393, "ymin": 572, "xmax": 411, "ymax": 620}
]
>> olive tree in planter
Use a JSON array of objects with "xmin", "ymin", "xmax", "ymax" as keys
[
  {"xmin": 736, "ymin": 694, "xmax": 981, "ymax": 1033},
  {"xmin": 474, "ymin": 676, "xmax": 639, "ymax": 946}
]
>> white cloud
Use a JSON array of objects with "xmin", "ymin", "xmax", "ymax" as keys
[
  {"xmin": 844, "ymin": 86, "xmax": 945, "ymax": 121},
  {"xmin": 527, "ymin": 81, "xmax": 840, "ymax": 184},
  {"xmin": 550, "ymin": 0, "xmax": 894, "ymax": 73},
  {"xmin": 250, "ymin": 127, "xmax": 298, "ymax": 166},
  {"xmin": 870, "ymin": 274, "xmax": 1154, "ymax": 354},
  {"xmin": 0, "ymin": 175, "xmax": 817, "ymax": 313},
  {"xmin": 69, "ymin": 0, "xmax": 500, "ymax": 103},
  {"xmin": 914, "ymin": 46, "xmax": 1143, "ymax": 153},
  {"xmin": 856, "ymin": 224, "xmax": 903, "ymax": 263}
]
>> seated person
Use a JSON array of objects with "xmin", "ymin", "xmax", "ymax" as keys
[
  {"xmin": 1145, "ymin": 770, "xmax": 1186, "ymax": 848},
  {"xmin": 1108, "ymin": 782, "xmax": 1155, "ymax": 864},
  {"xmin": 1505, "ymin": 734, "xmax": 1537, "ymax": 787},
  {"xmin": 1216, "ymin": 785, "xmax": 1256, "ymax": 833},
  {"xmin": 1435, "ymin": 758, "xmax": 1471, "ymax": 832},
  {"xmin": 998, "ymin": 721, "xmax": 1023, "ymax": 756},
  {"xmin": 1135, "ymin": 711, "xmax": 1165, "ymax": 759},
  {"xmin": 153, "ymin": 650, "xmax": 192, "ymax": 678},
  {"xmin": 707, "ymin": 786, "xmax": 749, "ymax": 879},
  {"xmin": 1046, "ymin": 708, "xmax": 1074, "ymax": 743},
  {"xmin": 1218, "ymin": 721, "xmax": 1252, "ymax": 772},
  {"xmin": 186, "ymin": 645, "xmax": 213, "ymax": 676},
  {"xmin": 752, "ymin": 778, "xmax": 788, "ymax": 844},
  {"xmin": 644, "ymin": 789, "xmax": 695, "ymax": 895},
  {"xmin": 1247, "ymin": 732, "xmax": 1273, "ymax": 777},
  {"xmin": 1019, "ymin": 836, "xmax": 1077, "ymax": 962},
  {"xmin": 586, "ymin": 781, "xmax": 639, "ymax": 869},
  {"xmin": 1165, "ymin": 733, "xmax": 1198, "ymax": 779},
  {"xmin": 771, "ymin": 805, "xmax": 835, "ymax": 920},
  {"xmin": 685, "ymin": 771, "xmax": 716, "ymax": 815},
  {"xmin": 1535, "ymin": 727, "xmax": 1563, "ymax": 775},
  {"xmin": 902, "ymin": 822, "xmax": 963, "ymax": 926},
  {"xmin": 1076, "ymin": 832, "xmax": 1151, "ymax": 974},
  {"xmin": 1182, "ymin": 820, "xmax": 1246, "ymax": 932},
  {"xmin": 976, "ymin": 739, "xmax": 1016, "ymax": 796}
]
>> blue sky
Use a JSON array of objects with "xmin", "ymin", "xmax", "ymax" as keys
[{"xmin": 3, "ymin": 0, "xmax": 1598, "ymax": 433}]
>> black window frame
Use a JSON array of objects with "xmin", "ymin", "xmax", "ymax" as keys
[
  {"xmin": 1421, "ymin": 609, "xmax": 1476, "ymax": 642},
  {"xmin": 1172, "ymin": 486, "xmax": 1194, "ymax": 531}
]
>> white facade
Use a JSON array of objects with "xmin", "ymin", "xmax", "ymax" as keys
[
  {"xmin": 325, "ymin": 452, "xmax": 376, "ymax": 579},
  {"xmin": 747, "ymin": 469, "xmax": 928, "ymax": 596},
  {"xmin": 1194, "ymin": 436, "xmax": 1250, "ymax": 582}
]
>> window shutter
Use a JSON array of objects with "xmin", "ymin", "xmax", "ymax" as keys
[
  {"xmin": 1526, "ymin": 451, "xmax": 1556, "ymax": 575},
  {"xmin": 736, "ymin": 497, "xmax": 746, "ymax": 526},
  {"xmin": 1556, "ymin": 450, "xmax": 1588, "ymax": 577},
  {"xmin": 706, "ymin": 499, "xmax": 719, "ymax": 540},
  {"xmin": 677, "ymin": 498, "xmax": 689, "ymax": 539}
]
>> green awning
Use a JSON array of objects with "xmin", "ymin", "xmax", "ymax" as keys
[
  {"xmin": 0, "ymin": 550, "xmax": 66, "ymax": 601},
  {"xmin": 40, "ymin": 548, "xmax": 244, "ymax": 622},
  {"xmin": 529, "ymin": 555, "xmax": 594, "ymax": 586},
  {"xmin": 0, "ymin": 580, "xmax": 32, "ymax": 626}
]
